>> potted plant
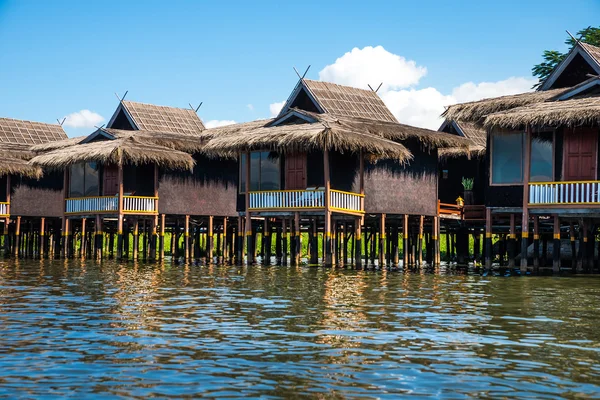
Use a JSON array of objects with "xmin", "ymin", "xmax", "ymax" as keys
[{"xmin": 462, "ymin": 177, "xmax": 474, "ymax": 205}]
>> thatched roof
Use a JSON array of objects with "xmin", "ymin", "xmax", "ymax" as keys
[
  {"xmin": 442, "ymin": 88, "xmax": 570, "ymax": 123},
  {"xmin": 120, "ymin": 101, "xmax": 205, "ymax": 133},
  {"xmin": 201, "ymin": 110, "xmax": 471, "ymax": 162},
  {"xmin": 29, "ymin": 134, "xmax": 195, "ymax": 170},
  {"xmin": 302, "ymin": 80, "xmax": 398, "ymax": 123},
  {"xmin": 0, "ymin": 155, "xmax": 42, "ymax": 178},
  {"xmin": 484, "ymin": 94, "xmax": 600, "ymax": 129},
  {"xmin": 0, "ymin": 117, "xmax": 67, "ymax": 145}
]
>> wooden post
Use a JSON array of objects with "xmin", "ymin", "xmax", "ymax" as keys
[
  {"xmin": 310, "ymin": 219, "xmax": 318, "ymax": 264},
  {"xmin": 116, "ymin": 163, "xmax": 124, "ymax": 260},
  {"xmin": 185, "ymin": 215, "xmax": 190, "ymax": 262},
  {"xmin": 402, "ymin": 215, "xmax": 409, "ymax": 267},
  {"xmin": 553, "ymin": 215, "xmax": 561, "ymax": 273},
  {"xmin": 222, "ymin": 217, "xmax": 228, "ymax": 264},
  {"xmin": 533, "ymin": 216, "xmax": 540, "ymax": 270},
  {"xmin": 569, "ymin": 221, "xmax": 576, "ymax": 272},
  {"xmin": 433, "ymin": 217, "xmax": 440, "ymax": 266},
  {"xmin": 78, "ymin": 217, "xmax": 85, "ymax": 258},
  {"xmin": 485, "ymin": 208, "xmax": 492, "ymax": 271},
  {"xmin": 236, "ymin": 216, "xmax": 243, "ymax": 264},
  {"xmin": 132, "ymin": 219, "xmax": 139, "ymax": 260},
  {"xmin": 521, "ymin": 124, "xmax": 531, "ymax": 272},
  {"xmin": 244, "ymin": 152, "xmax": 254, "ymax": 265},
  {"xmin": 355, "ymin": 217, "xmax": 362, "ymax": 267},
  {"xmin": 294, "ymin": 212, "xmax": 300, "ymax": 265},
  {"xmin": 418, "ymin": 215, "xmax": 424, "ymax": 266},
  {"xmin": 324, "ymin": 148, "xmax": 332, "ymax": 266},
  {"xmin": 39, "ymin": 217, "xmax": 46, "ymax": 259},
  {"xmin": 378, "ymin": 214, "xmax": 386, "ymax": 267},
  {"xmin": 13, "ymin": 216, "xmax": 21, "ymax": 258},
  {"xmin": 508, "ymin": 214, "xmax": 516, "ymax": 269},
  {"xmin": 207, "ymin": 215, "xmax": 214, "ymax": 263},
  {"xmin": 282, "ymin": 218, "xmax": 288, "ymax": 266},
  {"xmin": 159, "ymin": 214, "xmax": 166, "ymax": 260}
]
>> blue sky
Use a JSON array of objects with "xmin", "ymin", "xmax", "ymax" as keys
[{"xmin": 0, "ymin": 0, "xmax": 599, "ymax": 136}]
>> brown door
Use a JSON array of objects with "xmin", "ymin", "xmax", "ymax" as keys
[
  {"xmin": 286, "ymin": 153, "xmax": 307, "ymax": 190},
  {"xmin": 103, "ymin": 165, "xmax": 119, "ymax": 196},
  {"xmin": 564, "ymin": 128, "xmax": 598, "ymax": 181}
]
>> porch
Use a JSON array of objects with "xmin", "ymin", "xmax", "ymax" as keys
[
  {"xmin": 65, "ymin": 195, "xmax": 158, "ymax": 216},
  {"xmin": 248, "ymin": 188, "xmax": 363, "ymax": 215}
]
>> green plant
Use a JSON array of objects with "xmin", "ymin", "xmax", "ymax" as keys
[{"xmin": 462, "ymin": 177, "xmax": 474, "ymax": 191}]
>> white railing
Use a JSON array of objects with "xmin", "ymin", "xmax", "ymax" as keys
[
  {"xmin": 329, "ymin": 190, "xmax": 364, "ymax": 212},
  {"xmin": 66, "ymin": 196, "xmax": 118, "ymax": 214},
  {"xmin": 123, "ymin": 196, "xmax": 157, "ymax": 213},
  {"xmin": 529, "ymin": 181, "xmax": 600, "ymax": 205},
  {"xmin": 0, "ymin": 202, "xmax": 8, "ymax": 216},
  {"xmin": 249, "ymin": 189, "xmax": 325, "ymax": 210}
]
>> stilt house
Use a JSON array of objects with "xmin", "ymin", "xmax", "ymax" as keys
[
  {"xmin": 0, "ymin": 117, "xmax": 67, "ymax": 257},
  {"xmin": 30, "ymin": 100, "xmax": 238, "ymax": 261},
  {"xmin": 203, "ymin": 79, "xmax": 469, "ymax": 267},
  {"xmin": 443, "ymin": 41, "xmax": 600, "ymax": 273}
]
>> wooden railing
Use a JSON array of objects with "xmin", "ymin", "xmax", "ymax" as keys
[
  {"xmin": 66, "ymin": 196, "xmax": 118, "ymax": 214},
  {"xmin": 65, "ymin": 196, "xmax": 158, "ymax": 215},
  {"xmin": 0, "ymin": 202, "xmax": 8, "ymax": 217},
  {"xmin": 329, "ymin": 189, "xmax": 364, "ymax": 213},
  {"xmin": 249, "ymin": 189, "xmax": 325, "ymax": 210},
  {"xmin": 438, "ymin": 201, "xmax": 463, "ymax": 217},
  {"xmin": 123, "ymin": 196, "xmax": 158, "ymax": 214},
  {"xmin": 248, "ymin": 189, "xmax": 364, "ymax": 213},
  {"xmin": 529, "ymin": 181, "xmax": 600, "ymax": 205}
]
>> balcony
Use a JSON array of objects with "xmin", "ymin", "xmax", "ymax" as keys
[
  {"xmin": 65, "ymin": 196, "xmax": 158, "ymax": 215},
  {"xmin": 0, "ymin": 201, "xmax": 8, "ymax": 217},
  {"xmin": 529, "ymin": 181, "xmax": 600, "ymax": 205},
  {"xmin": 248, "ymin": 189, "xmax": 364, "ymax": 214}
]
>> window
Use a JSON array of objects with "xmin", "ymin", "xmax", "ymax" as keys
[
  {"xmin": 491, "ymin": 133, "xmax": 524, "ymax": 184},
  {"xmin": 239, "ymin": 152, "xmax": 280, "ymax": 192},
  {"xmin": 530, "ymin": 132, "xmax": 553, "ymax": 182},
  {"xmin": 69, "ymin": 162, "xmax": 99, "ymax": 197}
]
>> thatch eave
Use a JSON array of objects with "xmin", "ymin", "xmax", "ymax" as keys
[{"xmin": 0, "ymin": 156, "xmax": 43, "ymax": 179}]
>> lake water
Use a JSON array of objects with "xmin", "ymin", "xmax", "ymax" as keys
[{"xmin": 0, "ymin": 260, "xmax": 599, "ymax": 398}]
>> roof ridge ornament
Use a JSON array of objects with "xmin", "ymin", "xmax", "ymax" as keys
[
  {"xmin": 56, "ymin": 117, "xmax": 66, "ymax": 126},
  {"xmin": 189, "ymin": 102, "xmax": 203, "ymax": 113},
  {"xmin": 293, "ymin": 65, "xmax": 311, "ymax": 81},
  {"xmin": 368, "ymin": 83, "xmax": 383, "ymax": 93},
  {"xmin": 114, "ymin": 91, "xmax": 129, "ymax": 103}
]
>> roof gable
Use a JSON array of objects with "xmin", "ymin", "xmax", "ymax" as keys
[
  {"xmin": 107, "ymin": 100, "xmax": 205, "ymax": 135},
  {"xmin": 278, "ymin": 79, "xmax": 398, "ymax": 123},
  {"xmin": 439, "ymin": 120, "xmax": 486, "ymax": 148},
  {"xmin": 0, "ymin": 117, "xmax": 67, "ymax": 145},
  {"xmin": 540, "ymin": 42, "xmax": 600, "ymax": 91},
  {"xmin": 551, "ymin": 76, "xmax": 600, "ymax": 101}
]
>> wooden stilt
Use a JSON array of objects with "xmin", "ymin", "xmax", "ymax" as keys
[
  {"xmin": 184, "ymin": 215, "xmax": 190, "ymax": 262},
  {"xmin": 533, "ymin": 216, "xmax": 540, "ymax": 270},
  {"xmin": 355, "ymin": 217, "xmax": 362, "ymax": 267},
  {"xmin": 282, "ymin": 218, "xmax": 288, "ymax": 266},
  {"xmin": 378, "ymin": 214, "xmax": 386, "ymax": 268},
  {"xmin": 294, "ymin": 212, "xmax": 300, "ymax": 265},
  {"xmin": 553, "ymin": 214, "xmax": 561, "ymax": 273},
  {"xmin": 418, "ymin": 215, "xmax": 424, "ymax": 266},
  {"xmin": 39, "ymin": 217, "xmax": 46, "ymax": 259},
  {"xmin": 402, "ymin": 215, "xmax": 409, "ymax": 267},
  {"xmin": 207, "ymin": 215, "xmax": 214, "ymax": 263},
  {"xmin": 485, "ymin": 208, "xmax": 492, "ymax": 271},
  {"xmin": 508, "ymin": 214, "xmax": 516, "ymax": 269},
  {"xmin": 116, "ymin": 163, "xmax": 124, "ymax": 260},
  {"xmin": 521, "ymin": 125, "xmax": 531, "ymax": 272},
  {"xmin": 310, "ymin": 219, "xmax": 318, "ymax": 264},
  {"xmin": 133, "ymin": 219, "xmax": 139, "ymax": 260},
  {"xmin": 159, "ymin": 214, "xmax": 166, "ymax": 260}
]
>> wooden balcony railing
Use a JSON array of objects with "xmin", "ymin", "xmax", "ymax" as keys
[
  {"xmin": 438, "ymin": 201, "xmax": 463, "ymax": 217},
  {"xmin": 249, "ymin": 189, "xmax": 325, "ymax": 210},
  {"xmin": 529, "ymin": 181, "xmax": 600, "ymax": 205},
  {"xmin": 65, "ymin": 196, "xmax": 158, "ymax": 215},
  {"xmin": 248, "ymin": 189, "xmax": 364, "ymax": 213},
  {"xmin": 0, "ymin": 202, "xmax": 8, "ymax": 217},
  {"xmin": 329, "ymin": 189, "xmax": 364, "ymax": 213}
]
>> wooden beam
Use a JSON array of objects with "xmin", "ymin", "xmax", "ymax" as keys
[
  {"xmin": 403, "ymin": 214, "xmax": 409, "ymax": 267},
  {"xmin": 324, "ymin": 147, "xmax": 332, "ymax": 266},
  {"xmin": 521, "ymin": 125, "xmax": 531, "ymax": 272},
  {"xmin": 553, "ymin": 214, "xmax": 560, "ymax": 273},
  {"xmin": 117, "ymin": 163, "xmax": 124, "ymax": 260},
  {"xmin": 485, "ymin": 208, "xmax": 492, "ymax": 271},
  {"xmin": 418, "ymin": 215, "xmax": 424, "ymax": 266},
  {"xmin": 379, "ymin": 214, "xmax": 386, "ymax": 267}
]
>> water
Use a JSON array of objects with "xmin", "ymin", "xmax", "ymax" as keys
[{"xmin": 1, "ymin": 261, "xmax": 599, "ymax": 398}]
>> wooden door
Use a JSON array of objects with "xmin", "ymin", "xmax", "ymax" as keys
[
  {"xmin": 103, "ymin": 165, "xmax": 119, "ymax": 196},
  {"xmin": 564, "ymin": 128, "xmax": 598, "ymax": 181},
  {"xmin": 285, "ymin": 153, "xmax": 307, "ymax": 190}
]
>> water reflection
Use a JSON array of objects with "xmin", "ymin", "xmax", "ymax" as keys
[{"xmin": 0, "ymin": 260, "xmax": 599, "ymax": 398}]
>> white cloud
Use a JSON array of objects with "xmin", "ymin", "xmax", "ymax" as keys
[
  {"xmin": 317, "ymin": 46, "xmax": 536, "ymax": 130},
  {"xmin": 451, "ymin": 76, "xmax": 537, "ymax": 103},
  {"xmin": 63, "ymin": 109, "xmax": 104, "ymax": 128},
  {"xmin": 319, "ymin": 45, "xmax": 427, "ymax": 92},
  {"xmin": 380, "ymin": 88, "xmax": 455, "ymax": 130},
  {"xmin": 205, "ymin": 119, "xmax": 236, "ymax": 129},
  {"xmin": 269, "ymin": 101, "xmax": 285, "ymax": 117},
  {"xmin": 247, "ymin": 104, "xmax": 254, "ymax": 111}
]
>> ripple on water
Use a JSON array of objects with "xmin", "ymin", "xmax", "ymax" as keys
[{"xmin": 0, "ymin": 260, "xmax": 599, "ymax": 398}]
